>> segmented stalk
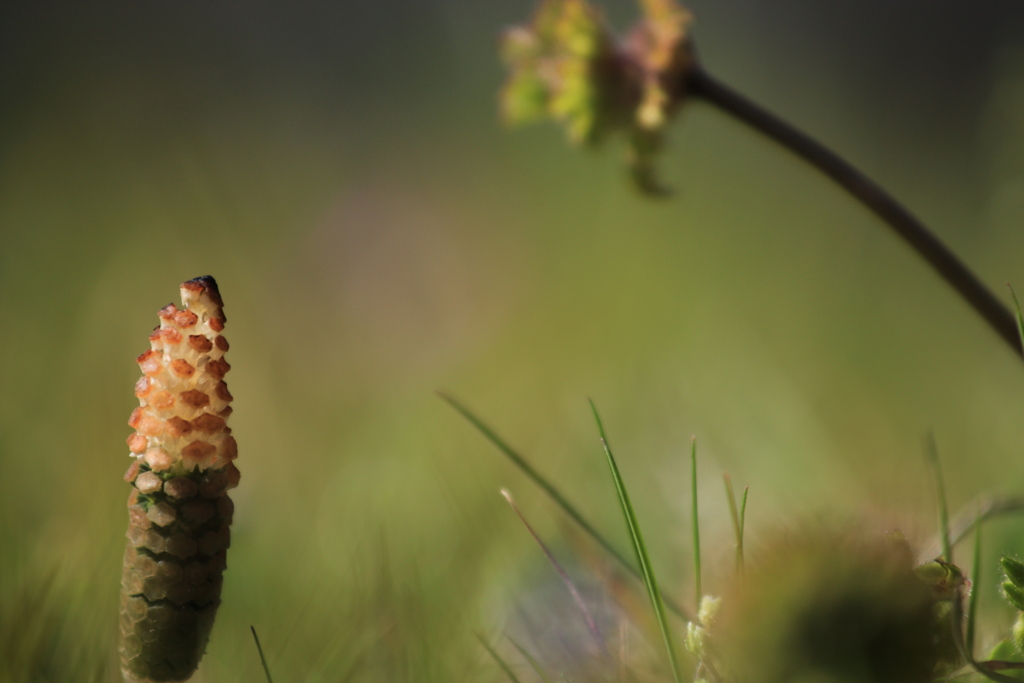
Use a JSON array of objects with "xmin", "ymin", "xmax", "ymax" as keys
[{"xmin": 119, "ymin": 276, "xmax": 239, "ymax": 683}]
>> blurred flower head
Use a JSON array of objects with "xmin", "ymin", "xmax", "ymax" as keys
[
  {"xmin": 712, "ymin": 527, "xmax": 953, "ymax": 683},
  {"xmin": 500, "ymin": 0, "xmax": 694, "ymax": 195}
]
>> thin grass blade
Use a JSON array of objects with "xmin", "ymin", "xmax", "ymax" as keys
[
  {"xmin": 724, "ymin": 473, "xmax": 741, "ymax": 576},
  {"xmin": 691, "ymin": 438, "xmax": 701, "ymax": 606},
  {"xmin": 439, "ymin": 392, "xmax": 692, "ymax": 621},
  {"xmin": 739, "ymin": 485, "xmax": 749, "ymax": 573},
  {"xmin": 926, "ymin": 433, "xmax": 953, "ymax": 563},
  {"xmin": 920, "ymin": 495, "xmax": 1024, "ymax": 562},
  {"xmin": 966, "ymin": 518, "xmax": 981, "ymax": 656},
  {"xmin": 722, "ymin": 475, "xmax": 749, "ymax": 576},
  {"xmin": 506, "ymin": 635, "xmax": 556, "ymax": 683},
  {"xmin": 500, "ymin": 488, "xmax": 606, "ymax": 653},
  {"xmin": 951, "ymin": 597, "xmax": 1021, "ymax": 683},
  {"xmin": 589, "ymin": 399, "xmax": 683, "ymax": 683},
  {"xmin": 250, "ymin": 626, "xmax": 274, "ymax": 683},
  {"xmin": 477, "ymin": 633, "xmax": 523, "ymax": 683},
  {"xmin": 1009, "ymin": 284, "xmax": 1024, "ymax": 351}
]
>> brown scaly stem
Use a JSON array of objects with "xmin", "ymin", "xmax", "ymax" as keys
[{"xmin": 686, "ymin": 66, "xmax": 1023, "ymax": 360}]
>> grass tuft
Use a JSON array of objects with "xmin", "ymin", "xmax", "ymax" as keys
[
  {"xmin": 439, "ymin": 391, "xmax": 692, "ymax": 621},
  {"xmin": 589, "ymin": 399, "xmax": 684, "ymax": 683}
]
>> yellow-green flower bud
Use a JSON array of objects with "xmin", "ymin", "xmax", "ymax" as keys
[
  {"xmin": 697, "ymin": 594, "xmax": 721, "ymax": 627},
  {"xmin": 499, "ymin": 0, "xmax": 695, "ymax": 194}
]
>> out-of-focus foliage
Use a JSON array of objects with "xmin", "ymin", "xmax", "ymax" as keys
[{"xmin": 2, "ymin": 0, "xmax": 1024, "ymax": 681}]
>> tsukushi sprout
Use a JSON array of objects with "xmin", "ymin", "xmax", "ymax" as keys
[{"xmin": 119, "ymin": 276, "xmax": 239, "ymax": 683}]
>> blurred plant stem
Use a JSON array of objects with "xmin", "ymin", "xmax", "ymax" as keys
[
  {"xmin": 687, "ymin": 66, "xmax": 1023, "ymax": 360},
  {"xmin": 917, "ymin": 495, "xmax": 1024, "ymax": 563}
]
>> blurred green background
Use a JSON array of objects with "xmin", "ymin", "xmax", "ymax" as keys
[{"xmin": 3, "ymin": 1, "xmax": 1024, "ymax": 680}]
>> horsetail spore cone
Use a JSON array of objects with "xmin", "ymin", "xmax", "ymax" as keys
[{"xmin": 119, "ymin": 276, "xmax": 239, "ymax": 683}]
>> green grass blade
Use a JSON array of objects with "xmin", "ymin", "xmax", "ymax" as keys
[
  {"xmin": 500, "ymin": 488, "xmax": 605, "ymax": 652},
  {"xmin": 477, "ymin": 633, "xmax": 523, "ymax": 683},
  {"xmin": 723, "ymin": 473, "xmax": 740, "ymax": 576},
  {"xmin": 250, "ymin": 626, "xmax": 275, "ymax": 683},
  {"xmin": 966, "ymin": 518, "xmax": 981, "ymax": 656},
  {"xmin": 919, "ymin": 495, "xmax": 1024, "ymax": 562},
  {"xmin": 589, "ymin": 399, "xmax": 683, "ymax": 683},
  {"xmin": 943, "ymin": 534, "xmax": 1021, "ymax": 683},
  {"xmin": 506, "ymin": 635, "xmax": 556, "ymax": 683},
  {"xmin": 691, "ymin": 438, "xmax": 701, "ymax": 605},
  {"xmin": 950, "ymin": 597, "xmax": 1022, "ymax": 683},
  {"xmin": 926, "ymin": 433, "xmax": 952, "ymax": 563},
  {"xmin": 739, "ymin": 485, "xmax": 749, "ymax": 573},
  {"xmin": 439, "ymin": 392, "xmax": 692, "ymax": 621},
  {"xmin": 1008, "ymin": 284, "xmax": 1024, "ymax": 351}
]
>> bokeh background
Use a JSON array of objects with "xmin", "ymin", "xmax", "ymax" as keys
[{"xmin": 3, "ymin": 1, "xmax": 1024, "ymax": 680}]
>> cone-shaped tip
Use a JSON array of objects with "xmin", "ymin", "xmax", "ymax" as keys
[{"xmin": 180, "ymin": 276, "xmax": 225, "ymax": 321}]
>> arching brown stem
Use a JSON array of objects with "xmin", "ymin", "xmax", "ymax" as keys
[{"xmin": 687, "ymin": 66, "xmax": 1023, "ymax": 359}]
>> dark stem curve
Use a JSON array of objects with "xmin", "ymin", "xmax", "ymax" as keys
[{"xmin": 687, "ymin": 67, "xmax": 1023, "ymax": 360}]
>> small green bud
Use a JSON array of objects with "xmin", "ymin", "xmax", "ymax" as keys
[
  {"xmin": 1003, "ymin": 580, "xmax": 1024, "ymax": 612},
  {"xmin": 914, "ymin": 559, "xmax": 965, "ymax": 600},
  {"xmin": 1003, "ymin": 556, "xmax": 1024, "ymax": 588},
  {"xmin": 913, "ymin": 560, "xmax": 947, "ymax": 584}
]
